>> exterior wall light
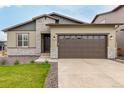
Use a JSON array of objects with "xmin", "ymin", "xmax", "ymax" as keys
[
  {"xmin": 53, "ymin": 36, "xmax": 56, "ymax": 40},
  {"xmin": 110, "ymin": 35, "xmax": 113, "ymax": 40}
]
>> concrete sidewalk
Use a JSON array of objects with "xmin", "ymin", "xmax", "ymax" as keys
[{"xmin": 58, "ymin": 59, "xmax": 124, "ymax": 88}]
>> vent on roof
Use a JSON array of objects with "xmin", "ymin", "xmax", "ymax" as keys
[{"xmin": 55, "ymin": 20, "xmax": 59, "ymax": 24}]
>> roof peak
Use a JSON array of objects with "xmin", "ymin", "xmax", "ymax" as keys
[{"xmin": 48, "ymin": 12, "xmax": 87, "ymax": 23}]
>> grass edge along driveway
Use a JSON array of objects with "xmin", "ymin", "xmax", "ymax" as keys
[{"xmin": 0, "ymin": 63, "xmax": 50, "ymax": 88}]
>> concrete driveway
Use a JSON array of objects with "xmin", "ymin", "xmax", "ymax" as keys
[{"xmin": 58, "ymin": 59, "xmax": 124, "ymax": 88}]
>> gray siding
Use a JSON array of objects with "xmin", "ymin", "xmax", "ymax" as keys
[
  {"xmin": 93, "ymin": 15, "xmax": 106, "ymax": 23},
  {"xmin": 11, "ymin": 21, "xmax": 36, "ymax": 31},
  {"xmin": 93, "ymin": 6, "xmax": 124, "ymax": 55},
  {"xmin": 116, "ymin": 30, "xmax": 124, "ymax": 55},
  {"xmin": 93, "ymin": 7, "xmax": 124, "ymax": 23},
  {"xmin": 105, "ymin": 7, "xmax": 124, "ymax": 23}
]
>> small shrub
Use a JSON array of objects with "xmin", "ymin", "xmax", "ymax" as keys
[
  {"xmin": 1, "ymin": 59, "xmax": 6, "ymax": 65},
  {"xmin": 30, "ymin": 60, "xmax": 35, "ymax": 64},
  {"xmin": 44, "ymin": 59, "xmax": 49, "ymax": 64},
  {"xmin": 14, "ymin": 59, "xmax": 20, "ymax": 65}
]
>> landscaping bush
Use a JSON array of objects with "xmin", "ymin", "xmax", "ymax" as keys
[
  {"xmin": 44, "ymin": 59, "xmax": 49, "ymax": 64},
  {"xmin": 0, "ymin": 59, "xmax": 7, "ymax": 65},
  {"xmin": 30, "ymin": 60, "xmax": 35, "ymax": 64},
  {"xmin": 14, "ymin": 59, "xmax": 20, "ymax": 65}
]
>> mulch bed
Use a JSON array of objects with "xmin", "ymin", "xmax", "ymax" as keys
[
  {"xmin": 0, "ymin": 56, "xmax": 38, "ymax": 64},
  {"xmin": 44, "ymin": 62, "xmax": 58, "ymax": 88}
]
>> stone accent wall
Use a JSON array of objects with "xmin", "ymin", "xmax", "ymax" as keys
[
  {"xmin": 50, "ymin": 48, "xmax": 58, "ymax": 58},
  {"xmin": 36, "ymin": 17, "xmax": 55, "ymax": 55},
  {"xmin": 108, "ymin": 47, "xmax": 116, "ymax": 59},
  {"xmin": 7, "ymin": 48, "xmax": 38, "ymax": 56}
]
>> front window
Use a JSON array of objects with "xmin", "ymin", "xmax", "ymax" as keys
[{"xmin": 17, "ymin": 34, "xmax": 29, "ymax": 47}]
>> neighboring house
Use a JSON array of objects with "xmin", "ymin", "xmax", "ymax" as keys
[
  {"xmin": 0, "ymin": 41, "xmax": 6, "ymax": 51},
  {"xmin": 92, "ymin": 5, "xmax": 124, "ymax": 56},
  {"xmin": 2, "ymin": 12, "xmax": 117, "ymax": 59}
]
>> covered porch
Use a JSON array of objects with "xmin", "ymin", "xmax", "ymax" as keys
[{"xmin": 35, "ymin": 33, "xmax": 57, "ymax": 62}]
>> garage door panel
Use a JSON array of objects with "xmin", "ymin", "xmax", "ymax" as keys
[{"xmin": 58, "ymin": 35, "xmax": 107, "ymax": 58}]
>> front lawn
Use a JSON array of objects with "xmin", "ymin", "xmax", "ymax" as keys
[{"xmin": 0, "ymin": 63, "xmax": 50, "ymax": 88}]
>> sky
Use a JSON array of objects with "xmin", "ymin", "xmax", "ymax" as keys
[{"xmin": 0, "ymin": 5, "xmax": 118, "ymax": 41}]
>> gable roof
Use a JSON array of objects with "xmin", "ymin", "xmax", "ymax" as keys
[
  {"xmin": 2, "ymin": 14, "xmax": 58, "ymax": 32},
  {"xmin": 2, "ymin": 20, "xmax": 35, "ymax": 32},
  {"xmin": 48, "ymin": 12, "xmax": 86, "ymax": 24},
  {"xmin": 2, "ymin": 12, "xmax": 86, "ymax": 32},
  {"xmin": 92, "ymin": 5, "xmax": 124, "ymax": 23}
]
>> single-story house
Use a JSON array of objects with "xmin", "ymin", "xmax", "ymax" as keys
[
  {"xmin": 92, "ymin": 5, "xmax": 124, "ymax": 56},
  {"xmin": 2, "ymin": 12, "xmax": 119, "ymax": 59}
]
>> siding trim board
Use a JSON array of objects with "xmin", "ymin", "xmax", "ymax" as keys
[
  {"xmin": 7, "ymin": 47, "xmax": 36, "ymax": 49},
  {"xmin": 8, "ymin": 55, "xmax": 40, "ymax": 57},
  {"xmin": 56, "ymin": 33, "xmax": 110, "ymax": 35},
  {"xmin": 13, "ymin": 30, "xmax": 36, "ymax": 31}
]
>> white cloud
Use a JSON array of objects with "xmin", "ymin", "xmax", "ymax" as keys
[
  {"xmin": 0, "ymin": 5, "xmax": 10, "ymax": 8},
  {"xmin": 0, "ymin": 5, "xmax": 22, "ymax": 9},
  {"xmin": 0, "ymin": 31, "xmax": 7, "ymax": 41}
]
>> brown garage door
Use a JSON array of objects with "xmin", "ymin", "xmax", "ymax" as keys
[{"xmin": 58, "ymin": 34, "xmax": 107, "ymax": 58}]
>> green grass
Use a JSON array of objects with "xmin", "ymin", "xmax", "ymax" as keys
[{"xmin": 0, "ymin": 63, "xmax": 50, "ymax": 88}]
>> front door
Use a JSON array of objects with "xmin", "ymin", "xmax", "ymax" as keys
[{"xmin": 44, "ymin": 34, "xmax": 50, "ymax": 53}]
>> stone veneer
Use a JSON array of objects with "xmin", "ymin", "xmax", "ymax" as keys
[
  {"xmin": 50, "ymin": 48, "xmax": 58, "ymax": 59},
  {"xmin": 108, "ymin": 47, "xmax": 116, "ymax": 59},
  {"xmin": 7, "ymin": 48, "xmax": 37, "ymax": 56}
]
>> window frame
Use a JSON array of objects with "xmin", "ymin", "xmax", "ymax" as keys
[{"xmin": 17, "ymin": 33, "xmax": 29, "ymax": 47}]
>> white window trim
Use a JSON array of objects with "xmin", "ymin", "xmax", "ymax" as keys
[{"xmin": 17, "ymin": 33, "xmax": 29, "ymax": 47}]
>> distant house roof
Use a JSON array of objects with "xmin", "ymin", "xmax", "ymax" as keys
[
  {"xmin": 2, "ymin": 12, "xmax": 86, "ymax": 32},
  {"xmin": 91, "ymin": 5, "xmax": 124, "ymax": 23}
]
